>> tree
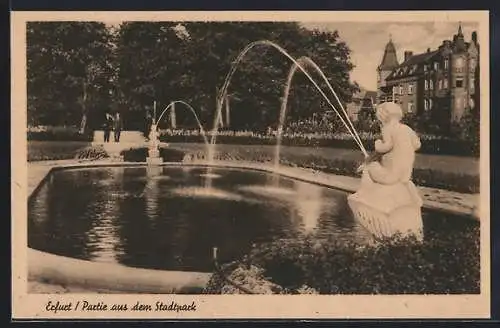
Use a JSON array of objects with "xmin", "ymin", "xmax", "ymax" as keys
[
  {"xmin": 114, "ymin": 22, "xmax": 189, "ymax": 129},
  {"xmin": 27, "ymin": 22, "xmax": 114, "ymax": 130}
]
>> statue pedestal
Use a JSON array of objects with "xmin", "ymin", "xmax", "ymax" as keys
[
  {"xmin": 348, "ymin": 170, "xmax": 424, "ymax": 241},
  {"xmin": 146, "ymin": 156, "xmax": 163, "ymax": 165},
  {"xmin": 146, "ymin": 124, "xmax": 163, "ymax": 165},
  {"xmin": 147, "ymin": 145, "xmax": 163, "ymax": 165}
]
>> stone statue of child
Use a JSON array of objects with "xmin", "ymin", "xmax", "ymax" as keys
[
  {"xmin": 359, "ymin": 102, "xmax": 421, "ymax": 185},
  {"xmin": 349, "ymin": 102, "xmax": 424, "ymax": 241}
]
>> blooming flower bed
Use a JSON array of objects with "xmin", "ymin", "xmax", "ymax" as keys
[{"xmin": 159, "ymin": 129, "xmax": 479, "ymax": 157}]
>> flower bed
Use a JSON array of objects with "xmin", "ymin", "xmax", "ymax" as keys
[
  {"xmin": 28, "ymin": 126, "xmax": 93, "ymax": 142},
  {"xmin": 204, "ymin": 220, "xmax": 480, "ymax": 294},
  {"xmin": 75, "ymin": 145, "xmax": 109, "ymax": 161},
  {"xmin": 159, "ymin": 130, "xmax": 479, "ymax": 157}
]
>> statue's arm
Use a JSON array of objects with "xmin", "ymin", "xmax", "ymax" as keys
[
  {"xmin": 412, "ymin": 130, "xmax": 421, "ymax": 150},
  {"xmin": 374, "ymin": 128, "xmax": 393, "ymax": 153}
]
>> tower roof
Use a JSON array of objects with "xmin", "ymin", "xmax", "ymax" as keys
[{"xmin": 378, "ymin": 37, "xmax": 399, "ymax": 71}]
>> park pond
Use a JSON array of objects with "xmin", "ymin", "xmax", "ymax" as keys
[{"xmin": 28, "ymin": 165, "xmax": 478, "ymax": 280}]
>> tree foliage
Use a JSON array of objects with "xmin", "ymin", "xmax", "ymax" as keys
[
  {"xmin": 27, "ymin": 21, "xmax": 359, "ymax": 131},
  {"xmin": 27, "ymin": 22, "xmax": 114, "ymax": 129}
]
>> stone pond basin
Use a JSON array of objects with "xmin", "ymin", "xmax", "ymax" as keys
[{"xmin": 24, "ymin": 158, "xmax": 481, "ymax": 294}]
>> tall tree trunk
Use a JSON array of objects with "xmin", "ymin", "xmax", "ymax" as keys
[
  {"xmin": 79, "ymin": 80, "xmax": 88, "ymax": 134},
  {"xmin": 170, "ymin": 102, "xmax": 177, "ymax": 128},
  {"xmin": 225, "ymin": 95, "xmax": 230, "ymax": 127}
]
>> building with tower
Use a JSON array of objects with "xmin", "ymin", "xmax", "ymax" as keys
[{"xmin": 376, "ymin": 24, "xmax": 479, "ymax": 129}]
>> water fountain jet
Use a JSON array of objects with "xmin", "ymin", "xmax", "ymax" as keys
[
  {"xmin": 147, "ymin": 100, "xmax": 211, "ymax": 166},
  {"xmin": 275, "ymin": 56, "xmax": 368, "ymax": 170},
  {"xmin": 207, "ymin": 40, "xmax": 368, "ymax": 175}
]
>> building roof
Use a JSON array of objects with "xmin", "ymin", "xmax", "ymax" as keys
[
  {"xmin": 378, "ymin": 39, "xmax": 399, "ymax": 71},
  {"xmin": 385, "ymin": 49, "xmax": 439, "ymax": 81},
  {"xmin": 383, "ymin": 24, "xmax": 478, "ymax": 83}
]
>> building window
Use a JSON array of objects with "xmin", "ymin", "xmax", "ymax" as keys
[
  {"xmin": 443, "ymin": 79, "xmax": 449, "ymax": 89},
  {"xmin": 424, "ymin": 64, "xmax": 428, "ymax": 72},
  {"xmin": 438, "ymin": 79, "xmax": 443, "ymax": 90},
  {"xmin": 456, "ymin": 78, "xmax": 464, "ymax": 88},
  {"xmin": 425, "ymin": 80, "xmax": 428, "ymax": 90},
  {"xmin": 470, "ymin": 78, "xmax": 475, "ymax": 91},
  {"xmin": 434, "ymin": 62, "xmax": 439, "ymax": 70},
  {"xmin": 399, "ymin": 86, "xmax": 403, "ymax": 95},
  {"xmin": 408, "ymin": 102, "xmax": 414, "ymax": 113},
  {"xmin": 430, "ymin": 80, "xmax": 434, "ymax": 90},
  {"xmin": 470, "ymin": 59, "xmax": 476, "ymax": 72},
  {"xmin": 429, "ymin": 98, "xmax": 433, "ymax": 109},
  {"xmin": 408, "ymin": 83, "xmax": 414, "ymax": 95},
  {"xmin": 424, "ymin": 99, "xmax": 429, "ymax": 110},
  {"xmin": 455, "ymin": 57, "xmax": 464, "ymax": 73},
  {"xmin": 444, "ymin": 59, "xmax": 449, "ymax": 69}
]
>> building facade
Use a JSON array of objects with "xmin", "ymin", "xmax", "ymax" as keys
[{"xmin": 376, "ymin": 24, "xmax": 479, "ymax": 127}]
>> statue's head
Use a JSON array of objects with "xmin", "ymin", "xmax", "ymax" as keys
[{"xmin": 375, "ymin": 102, "xmax": 403, "ymax": 124}]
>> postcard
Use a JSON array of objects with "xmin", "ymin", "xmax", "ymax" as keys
[{"xmin": 12, "ymin": 10, "xmax": 490, "ymax": 319}]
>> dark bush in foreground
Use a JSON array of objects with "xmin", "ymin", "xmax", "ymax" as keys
[
  {"xmin": 204, "ymin": 224, "xmax": 480, "ymax": 294},
  {"xmin": 120, "ymin": 147, "xmax": 186, "ymax": 162}
]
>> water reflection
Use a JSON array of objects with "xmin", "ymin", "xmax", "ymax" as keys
[
  {"xmin": 292, "ymin": 180, "xmax": 323, "ymax": 233},
  {"xmin": 85, "ymin": 168, "xmax": 123, "ymax": 263},
  {"xmin": 144, "ymin": 166, "xmax": 162, "ymax": 220}
]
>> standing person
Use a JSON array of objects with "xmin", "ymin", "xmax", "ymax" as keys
[
  {"xmin": 103, "ymin": 112, "xmax": 113, "ymax": 143},
  {"xmin": 113, "ymin": 112, "xmax": 124, "ymax": 142}
]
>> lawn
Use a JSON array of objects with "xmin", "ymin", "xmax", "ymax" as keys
[{"xmin": 28, "ymin": 141, "xmax": 91, "ymax": 162}]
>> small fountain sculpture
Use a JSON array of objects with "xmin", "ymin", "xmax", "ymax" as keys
[{"xmin": 146, "ymin": 101, "xmax": 164, "ymax": 165}]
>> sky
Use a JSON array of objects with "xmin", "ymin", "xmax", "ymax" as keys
[
  {"xmin": 301, "ymin": 21, "xmax": 479, "ymax": 90},
  {"xmin": 105, "ymin": 20, "xmax": 479, "ymax": 91}
]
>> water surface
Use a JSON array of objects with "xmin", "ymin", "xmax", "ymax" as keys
[{"xmin": 28, "ymin": 166, "xmax": 473, "ymax": 272}]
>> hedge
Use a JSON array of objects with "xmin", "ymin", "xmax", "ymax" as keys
[{"xmin": 120, "ymin": 147, "xmax": 186, "ymax": 162}]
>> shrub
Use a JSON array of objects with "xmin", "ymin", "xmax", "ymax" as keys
[
  {"xmin": 75, "ymin": 145, "xmax": 109, "ymax": 160},
  {"xmin": 27, "ymin": 126, "xmax": 93, "ymax": 142},
  {"xmin": 203, "ymin": 262, "xmax": 286, "ymax": 294},
  {"xmin": 120, "ymin": 147, "xmax": 186, "ymax": 162},
  {"xmin": 205, "ymin": 222, "xmax": 480, "ymax": 294}
]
